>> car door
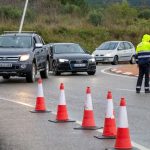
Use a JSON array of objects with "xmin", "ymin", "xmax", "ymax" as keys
[
  {"xmin": 34, "ymin": 35, "xmax": 45, "ymax": 69},
  {"xmin": 123, "ymin": 42, "xmax": 133, "ymax": 61},
  {"xmin": 33, "ymin": 36, "xmax": 43, "ymax": 69},
  {"xmin": 117, "ymin": 42, "xmax": 126, "ymax": 61},
  {"xmin": 49, "ymin": 45, "xmax": 54, "ymax": 71}
]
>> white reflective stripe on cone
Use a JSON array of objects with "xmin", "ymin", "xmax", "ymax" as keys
[
  {"xmin": 59, "ymin": 90, "xmax": 66, "ymax": 105},
  {"xmin": 118, "ymin": 106, "xmax": 128, "ymax": 128},
  {"xmin": 84, "ymin": 93, "xmax": 93, "ymax": 110},
  {"xmin": 106, "ymin": 99, "xmax": 114, "ymax": 119},
  {"xmin": 37, "ymin": 84, "xmax": 44, "ymax": 97}
]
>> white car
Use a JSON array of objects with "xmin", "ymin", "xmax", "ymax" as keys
[{"xmin": 92, "ymin": 41, "xmax": 136, "ymax": 65}]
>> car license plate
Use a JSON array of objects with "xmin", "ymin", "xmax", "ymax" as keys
[
  {"xmin": 74, "ymin": 64, "xmax": 86, "ymax": 67},
  {"xmin": 0, "ymin": 63, "xmax": 12, "ymax": 67},
  {"xmin": 96, "ymin": 57, "xmax": 103, "ymax": 61}
]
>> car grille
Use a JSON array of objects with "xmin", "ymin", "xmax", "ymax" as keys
[
  {"xmin": 0, "ymin": 56, "xmax": 19, "ymax": 62},
  {"xmin": 70, "ymin": 59, "xmax": 88, "ymax": 69}
]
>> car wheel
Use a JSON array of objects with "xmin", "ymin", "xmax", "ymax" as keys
[
  {"xmin": 2, "ymin": 75, "xmax": 10, "ymax": 79},
  {"xmin": 111, "ymin": 55, "xmax": 118, "ymax": 65},
  {"xmin": 130, "ymin": 56, "xmax": 136, "ymax": 64},
  {"xmin": 87, "ymin": 71, "xmax": 96, "ymax": 75},
  {"xmin": 40, "ymin": 60, "xmax": 49, "ymax": 78},
  {"xmin": 26, "ymin": 63, "xmax": 36, "ymax": 83},
  {"xmin": 52, "ymin": 61, "xmax": 61, "ymax": 76}
]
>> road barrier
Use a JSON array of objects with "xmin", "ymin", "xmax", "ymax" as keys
[
  {"xmin": 94, "ymin": 91, "xmax": 116, "ymax": 139},
  {"xmin": 74, "ymin": 87, "xmax": 101, "ymax": 130},
  {"xmin": 49, "ymin": 83, "xmax": 75, "ymax": 123},
  {"xmin": 30, "ymin": 81, "xmax": 139, "ymax": 149},
  {"xmin": 30, "ymin": 78, "xmax": 50, "ymax": 113},
  {"xmin": 114, "ymin": 98, "xmax": 132, "ymax": 149}
]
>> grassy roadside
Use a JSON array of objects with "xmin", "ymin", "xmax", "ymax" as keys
[{"xmin": 0, "ymin": 1, "xmax": 150, "ymax": 53}]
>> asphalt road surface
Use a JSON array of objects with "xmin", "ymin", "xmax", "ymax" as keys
[{"xmin": 0, "ymin": 64, "xmax": 150, "ymax": 150}]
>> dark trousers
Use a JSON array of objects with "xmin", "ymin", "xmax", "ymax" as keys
[{"xmin": 136, "ymin": 63, "xmax": 150, "ymax": 92}]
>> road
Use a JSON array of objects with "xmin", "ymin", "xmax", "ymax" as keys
[{"xmin": 0, "ymin": 64, "xmax": 150, "ymax": 150}]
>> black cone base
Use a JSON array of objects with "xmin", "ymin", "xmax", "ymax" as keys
[
  {"xmin": 30, "ymin": 110, "xmax": 51, "ymax": 113},
  {"xmin": 105, "ymin": 147, "xmax": 140, "ymax": 150},
  {"xmin": 48, "ymin": 119, "xmax": 76, "ymax": 123},
  {"xmin": 94, "ymin": 135, "xmax": 116, "ymax": 139},
  {"xmin": 74, "ymin": 126, "xmax": 103, "ymax": 130}
]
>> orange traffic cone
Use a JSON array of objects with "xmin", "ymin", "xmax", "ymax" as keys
[
  {"xmin": 105, "ymin": 98, "xmax": 134, "ymax": 150},
  {"xmin": 74, "ymin": 87, "xmax": 101, "ymax": 130},
  {"xmin": 49, "ymin": 83, "xmax": 75, "ymax": 123},
  {"xmin": 94, "ymin": 91, "xmax": 116, "ymax": 139},
  {"xmin": 114, "ymin": 98, "xmax": 132, "ymax": 149},
  {"xmin": 30, "ymin": 78, "xmax": 50, "ymax": 113}
]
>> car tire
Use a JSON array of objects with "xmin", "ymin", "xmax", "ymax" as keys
[
  {"xmin": 87, "ymin": 71, "xmax": 96, "ymax": 75},
  {"xmin": 52, "ymin": 61, "xmax": 61, "ymax": 76},
  {"xmin": 26, "ymin": 63, "xmax": 36, "ymax": 83},
  {"xmin": 40, "ymin": 60, "xmax": 49, "ymax": 78},
  {"xmin": 111, "ymin": 55, "xmax": 118, "ymax": 65},
  {"xmin": 130, "ymin": 56, "xmax": 136, "ymax": 64},
  {"xmin": 2, "ymin": 75, "xmax": 10, "ymax": 79}
]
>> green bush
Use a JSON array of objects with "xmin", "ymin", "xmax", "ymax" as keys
[
  {"xmin": 62, "ymin": 3, "xmax": 81, "ymax": 14},
  {"xmin": 138, "ymin": 9, "xmax": 150, "ymax": 20},
  {"xmin": 0, "ymin": 5, "xmax": 35, "ymax": 22},
  {"xmin": 88, "ymin": 10, "xmax": 103, "ymax": 26},
  {"xmin": 0, "ymin": 6, "xmax": 21, "ymax": 20}
]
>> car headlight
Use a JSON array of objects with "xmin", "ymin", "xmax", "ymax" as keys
[
  {"xmin": 58, "ymin": 59, "xmax": 69, "ymax": 62},
  {"xmin": 20, "ymin": 54, "xmax": 30, "ymax": 61},
  {"xmin": 89, "ymin": 58, "xmax": 95, "ymax": 62}
]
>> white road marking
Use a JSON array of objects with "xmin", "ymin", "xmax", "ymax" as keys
[
  {"xmin": 0, "ymin": 96, "xmax": 149, "ymax": 150},
  {"xmin": 0, "ymin": 97, "xmax": 34, "ymax": 108},
  {"xmin": 116, "ymin": 88, "xmax": 146, "ymax": 93}
]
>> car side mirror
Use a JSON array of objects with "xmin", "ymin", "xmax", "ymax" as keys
[{"xmin": 35, "ymin": 43, "xmax": 43, "ymax": 48}]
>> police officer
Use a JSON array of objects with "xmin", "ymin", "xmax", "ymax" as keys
[{"xmin": 136, "ymin": 34, "xmax": 150, "ymax": 93}]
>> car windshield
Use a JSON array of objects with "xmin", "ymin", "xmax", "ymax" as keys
[
  {"xmin": 0, "ymin": 36, "xmax": 32, "ymax": 48},
  {"xmin": 97, "ymin": 42, "xmax": 118, "ymax": 50},
  {"xmin": 54, "ymin": 44, "xmax": 85, "ymax": 54}
]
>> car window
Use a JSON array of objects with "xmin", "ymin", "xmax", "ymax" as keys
[
  {"xmin": 97, "ymin": 42, "xmax": 118, "ymax": 50},
  {"xmin": 124, "ymin": 42, "xmax": 132, "ymax": 49},
  {"xmin": 118, "ymin": 42, "xmax": 125, "ymax": 50},
  {"xmin": 34, "ymin": 35, "xmax": 42, "ymax": 44},
  {"xmin": 54, "ymin": 44, "xmax": 85, "ymax": 54},
  {"xmin": 0, "ymin": 36, "xmax": 32, "ymax": 48},
  {"xmin": 128, "ymin": 42, "xmax": 134, "ymax": 49}
]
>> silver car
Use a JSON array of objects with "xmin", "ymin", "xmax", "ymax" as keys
[{"xmin": 92, "ymin": 41, "xmax": 136, "ymax": 65}]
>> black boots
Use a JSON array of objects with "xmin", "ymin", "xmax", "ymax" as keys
[{"xmin": 145, "ymin": 90, "xmax": 150, "ymax": 93}]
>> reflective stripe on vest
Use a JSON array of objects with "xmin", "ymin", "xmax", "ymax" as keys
[{"xmin": 138, "ymin": 55, "xmax": 150, "ymax": 58}]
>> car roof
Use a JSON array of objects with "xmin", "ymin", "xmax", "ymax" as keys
[
  {"xmin": 103, "ymin": 41, "xmax": 132, "ymax": 43},
  {"xmin": 1, "ymin": 32, "xmax": 37, "ymax": 37},
  {"xmin": 47, "ymin": 43, "xmax": 78, "ymax": 46}
]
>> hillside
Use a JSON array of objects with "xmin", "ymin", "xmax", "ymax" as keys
[
  {"xmin": 86, "ymin": 0, "xmax": 150, "ymax": 6},
  {"xmin": 0, "ymin": 0, "xmax": 150, "ymax": 52}
]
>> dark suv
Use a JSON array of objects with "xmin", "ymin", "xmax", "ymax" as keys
[{"xmin": 0, "ymin": 32, "xmax": 50, "ymax": 82}]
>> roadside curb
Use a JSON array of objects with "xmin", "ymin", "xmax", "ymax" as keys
[{"xmin": 110, "ymin": 68, "xmax": 138, "ymax": 77}]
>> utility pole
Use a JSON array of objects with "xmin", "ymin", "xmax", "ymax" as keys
[{"xmin": 19, "ymin": 0, "xmax": 29, "ymax": 33}]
